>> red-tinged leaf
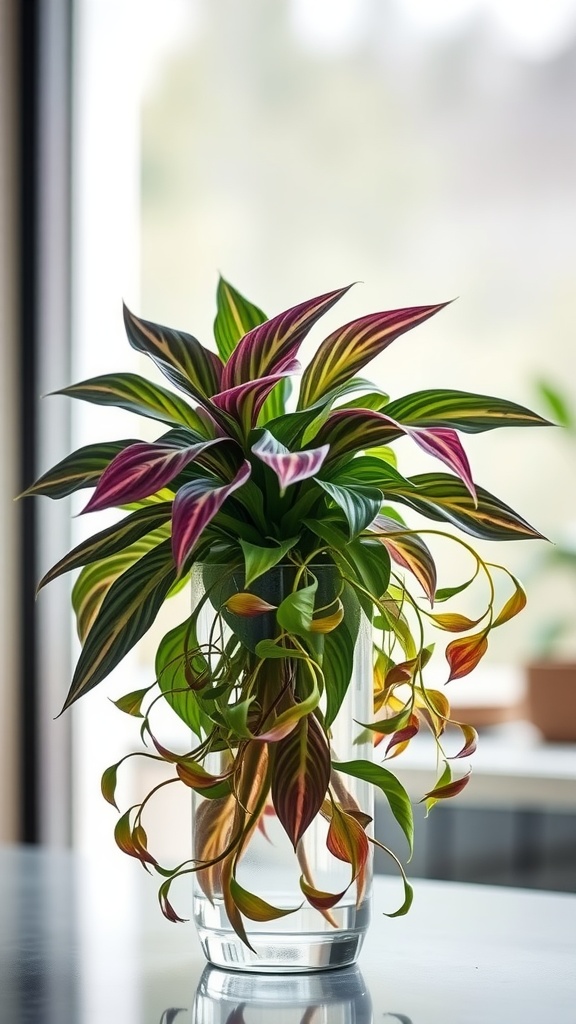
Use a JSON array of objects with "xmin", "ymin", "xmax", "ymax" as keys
[
  {"xmin": 326, "ymin": 807, "xmax": 369, "ymax": 879},
  {"xmin": 423, "ymin": 770, "xmax": 471, "ymax": 802},
  {"xmin": 171, "ymin": 461, "xmax": 251, "ymax": 571},
  {"xmin": 101, "ymin": 762, "xmax": 120, "ymax": 809},
  {"xmin": 407, "ymin": 426, "xmax": 476, "ymax": 503},
  {"xmin": 423, "ymin": 688, "xmax": 451, "ymax": 721},
  {"xmin": 299, "ymin": 301, "xmax": 450, "ymax": 408},
  {"xmin": 114, "ymin": 808, "xmax": 139, "ymax": 858},
  {"xmin": 492, "ymin": 577, "xmax": 527, "ymax": 628},
  {"xmin": 112, "ymin": 686, "xmax": 149, "ymax": 717},
  {"xmin": 229, "ymin": 877, "xmax": 299, "ymax": 922},
  {"xmin": 251, "ymin": 429, "xmax": 330, "ymax": 494},
  {"xmin": 176, "ymin": 761, "xmax": 227, "ymax": 790},
  {"xmin": 319, "ymin": 410, "xmax": 476, "ymax": 500},
  {"xmin": 225, "ymin": 592, "xmax": 277, "ymax": 616},
  {"xmin": 158, "ymin": 879, "xmax": 188, "ymax": 923},
  {"xmin": 385, "ymin": 715, "xmax": 420, "ymax": 757},
  {"xmin": 123, "ymin": 303, "xmax": 222, "ymax": 400},
  {"xmin": 82, "ymin": 438, "xmax": 226, "ymax": 513},
  {"xmin": 334, "ymin": 759, "xmax": 414, "ymax": 857},
  {"xmin": 132, "ymin": 824, "xmax": 157, "ymax": 868},
  {"xmin": 358, "ymin": 705, "xmax": 413, "ymax": 736},
  {"xmin": 451, "ymin": 723, "xmax": 478, "ymax": 759},
  {"xmin": 257, "ymin": 674, "xmax": 321, "ymax": 742},
  {"xmin": 194, "ymin": 794, "xmax": 237, "ymax": 902},
  {"xmin": 272, "ymin": 714, "xmax": 331, "ymax": 847},
  {"xmin": 430, "ymin": 612, "xmax": 482, "ymax": 632},
  {"xmin": 370, "ymin": 514, "xmax": 437, "ymax": 604},
  {"xmin": 212, "ymin": 364, "xmax": 299, "ymax": 433},
  {"xmin": 222, "ymin": 285, "xmax": 351, "ymax": 388},
  {"xmin": 446, "ymin": 632, "xmax": 489, "ymax": 681},
  {"xmin": 299, "ymin": 876, "xmax": 348, "ymax": 912}
]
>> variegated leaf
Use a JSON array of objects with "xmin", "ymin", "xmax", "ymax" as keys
[
  {"xmin": 212, "ymin": 364, "xmax": 299, "ymax": 434},
  {"xmin": 299, "ymin": 301, "xmax": 449, "ymax": 408},
  {"xmin": 54, "ymin": 373, "xmax": 208, "ymax": 432},
  {"xmin": 386, "ymin": 473, "xmax": 544, "ymax": 542},
  {"xmin": 171, "ymin": 461, "xmax": 251, "ymax": 570},
  {"xmin": 251, "ymin": 429, "xmax": 329, "ymax": 494},
  {"xmin": 315, "ymin": 478, "xmax": 382, "ymax": 538},
  {"xmin": 20, "ymin": 440, "xmax": 138, "ymax": 499},
  {"xmin": 82, "ymin": 438, "xmax": 226, "ymax": 513},
  {"xmin": 369, "ymin": 513, "xmax": 437, "ymax": 603},
  {"xmin": 123, "ymin": 303, "xmax": 222, "ymax": 399},
  {"xmin": 63, "ymin": 540, "xmax": 177, "ymax": 710},
  {"xmin": 38, "ymin": 502, "xmax": 173, "ymax": 591},
  {"xmin": 213, "ymin": 275, "xmax": 267, "ymax": 361},
  {"xmin": 272, "ymin": 714, "xmax": 331, "ymax": 847},
  {"xmin": 222, "ymin": 285, "xmax": 351, "ymax": 388},
  {"xmin": 384, "ymin": 389, "xmax": 551, "ymax": 432},
  {"xmin": 446, "ymin": 631, "xmax": 489, "ymax": 681}
]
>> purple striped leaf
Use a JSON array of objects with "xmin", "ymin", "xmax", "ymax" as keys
[
  {"xmin": 299, "ymin": 301, "xmax": 450, "ymax": 408},
  {"xmin": 369, "ymin": 513, "xmax": 437, "ymax": 604},
  {"xmin": 212, "ymin": 362, "xmax": 300, "ymax": 433},
  {"xmin": 222, "ymin": 285, "xmax": 351, "ymax": 388},
  {"xmin": 82, "ymin": 438, "xmax": 226, "ymax": 513},
  {"xmin": 319, "ymin": 409, "xmax": 476, "ymax": 499},
  {"xmin": 271, "ymin": 714, "xmax": 331, "ymax": 848},
  {"xmin": 171, "ymin": 461, "xmax": 251, "ymax": 570},
  {"xmin": 251, "ymin": 429, "xmax": 330, "ymax": 494},
  {"xmin": 123, "ymin": 303, "xmax": 222, "ymax": 400}
]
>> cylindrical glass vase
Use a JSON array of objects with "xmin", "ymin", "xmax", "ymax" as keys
[{"xmin": 190, "ymin": 563, "xmax": 374, "ymax": 973}]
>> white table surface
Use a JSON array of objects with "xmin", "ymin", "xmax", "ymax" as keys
[{"xmin": 0, "ymin": 845, "xmax": 574, "ymax": 1024}]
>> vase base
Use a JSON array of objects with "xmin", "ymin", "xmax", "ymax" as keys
[{"xmin": 194, "ymin": 895, "xmax": 369, "ymax": 973}]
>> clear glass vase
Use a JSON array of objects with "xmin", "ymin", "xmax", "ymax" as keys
[{"xmin": 190, "ymin": 563, "xmax": 374, "ymax": 973}]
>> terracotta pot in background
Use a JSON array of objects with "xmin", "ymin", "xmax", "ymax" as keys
[{"xmin": 526, "ymin": 662, "xmax": 576, "ymax": 742}]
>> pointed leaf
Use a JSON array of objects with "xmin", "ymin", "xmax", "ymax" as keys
[
  {"xmin": 316, "ymin": 479, "xmax": 382, "ymax": 538},
  {"xmin": 212, "ymin": 364, "xmax": 299, "ymax": 434},
  {"xmin": 272, "ymin": 714, "xmax": 331, "ymax": 847},
  {"xmin": 492, "ymin": 577, "xmax": 527, "ymax": 627},
  {"xmin": 369, "ymin": 514, "xmax": 437, "ymax": 604},
  {"xmin": 222, "ymin": 285, "xmax": 351, "ymax": 388},
  {"xmin": 384, "ymin": 388, "xmax": 552, "ymax": 432},
  {"xmin": 276, "ymin": 579, "xmax": 318, "ymax": 635},
  {"xmin": 423, "ymin": 769, "xmax": 471, "ymax": 803},
  {"xmin": 240, "ymin": 536, "xmax": 299, "ymax": 587},
  {"xmin": 38, "ymin": 502, "xmax": 173, "ymax": 591},
  {"xmin": 123, "ymin": 303, "xmax": 222, "ymax": 399},
  {"xmin": 224, "ymin": 593, "xmax": 277, "ymax": 616},
  {"xmin": 20, "ymin": 440, "xmax": 138, "ymax": 499},
  {"xmin": 82, "ymin": 438, "xmax": 226, "ymax": 513},
  {"xmin": 229, "ymin": 878, "xmax": 299, "ymax": 922},
  {"xmin": 101, "ymin": 762, "xmax": 120, "ymax": 809},
  {"xmin": 251, "ymin": 429, "xmax": 330, "ymax": 494},
  {"xmin": 311, "ymin": 599, "xmax": 344, "ymax": 633},
  {"xmin": 254, "ymin": 640, "xmax": 310, "ymax": 661},
  {"xmin": 156, "ymin": 618, "xmax": 210, "ymax": 736},
  {"xmin": 299, "ymin": 301, "xmax": 449, "ymax": 408},
  {"xmin": 112, "ymin": 686, "xmax": 150, "ymax": 717},
  {"xmin": 299, "ymin": 876, "xmax": 348, "ymax": 911},
  {"xmin": 387, "ymin": 473, "xmax": 544, "ymax": 542},
  {"xmin": 171, "ymin": 461, "xmax": 251, "ymax": 570},
  {"xmin": 54, "ymin": 372, "xmax": 207, "ymax": 431},
  {"xmin": 334, "ymin": 759, "xmax": 414, "ymax": 856},
  {"xmin": 446, "ymin": 632, "xmax": 489, "ymax": 682},
  {"xmin": 430, "ymin": 612, "xmax": 483, "ymax": 632},
  {"xmin": 451, "ymin": 724, "xmax": 478, "ymax": 760},
  {"xmin": 63, "ymin": 540, "xmax": 176, "ymax": 710},
  {"xmin": 214, "ymin": 276, "xmax": 267, "ymax": 361}
]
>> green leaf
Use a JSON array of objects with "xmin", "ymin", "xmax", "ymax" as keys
[
  {"xmin": 38, "ymin": 502, "xmax": 173, "ymax": 591},
  {"xmin": 229, "ymin": 877, "xmax": 299, "ymax": 922},
  {"xmin": 155, "ymin": 617, "xmax": 210, "ymax": 737},
  {"xmin": 112, "ymin": 686, "xmax": 150, "ymax": 717},
  {"xmin": 387, "ymin": 473, "xmax": 544, "ymax": 542},
  {"xmin": 534, "ymin": 380, "xmax": 573, "ymax": 429},
  {"xmin": 303, "ymin": 517, "xmax": 349, "ymax": 551},
  {"xmin": 71, "ymin": 526, "xmax": 170, "ymax": 641},
  {"xmin": 341, "ymin": 538, "xmax": 391, "ymax": 601},
  {"xmin": 54, "ymin": 373, "xmax": 208, "ymax": 432},
  {"xmin": 334, "ymin": 759, "xmax": 414, "ymax": 856},
  {"xmin": 323, "ymin": 599, "xmax": 358, "ymax": 728},
  {"xmin": 213, "ymin": 276, "xmax": 267, "ymax": 361},
  {"xmin": 101, "ymin": 762, "xmax": 120, "ymax": 809},
  {"xmin": 258, "ymin": 378, "xmax": 292, "ymax": 425},
  {"xmin": 63, "ymin": 540, "xmax": 177, "ymax": 711},
  {"xmin": 384, "ymin": 389, "xmax": 551, "ymax": 433},
  {"xmin": 315, "ymin": 478, "xmax": 382, "ymax": 538},
  {"xmin": 240, "ymin": 536, "xmax": 299, "ymax": 587},
  {"xmin": 276, "ymin": 579, "xmax": 318, "ymax": 636},
  {"xmin": 20, "ymin": 440, "xmax": 138, "ymax": 499},
  {"xmin": 254, "ymin": 640, "xmax": 310, "ymax": 660}
]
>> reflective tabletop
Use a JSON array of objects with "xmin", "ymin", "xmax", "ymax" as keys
[{"xmin": 0, "ymin": 846, "xmax": 574, "ymax": 1023}]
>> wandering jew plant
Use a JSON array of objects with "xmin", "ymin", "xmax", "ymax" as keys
[{"xmin": 25, "ymin": 279, "xmax": 547, "ymax": 945}]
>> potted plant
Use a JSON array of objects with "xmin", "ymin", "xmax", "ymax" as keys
[
  {"xmin": 525, "ymin": 380, "xmax": 576, "ymax": 742},
  {"xmin": 24, "ymin": 279, "xmax": 547, "ymax": 971}
]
